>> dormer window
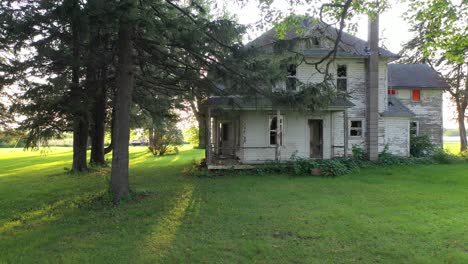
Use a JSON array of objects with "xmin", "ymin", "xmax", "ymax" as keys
[
  {"xmin": 286, "ymin": 64, "xmax": 297, "ymax": 91},
  {"xmin": 337, "ymin": 65, "xmax": 347, "ymax": 91},
  {"xmin": 312, "ymin": 37, "xmax": 320, "ymax": 46}
]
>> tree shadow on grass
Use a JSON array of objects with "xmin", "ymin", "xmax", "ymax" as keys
[{"xmin": 0, "ymin": 146, "xmax": 208, "ymax": 263}]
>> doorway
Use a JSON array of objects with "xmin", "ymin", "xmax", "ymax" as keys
[
  {"xmin": 309, "ymin": 119, "xmax": 323, "ymax": 159},
  {"xmin": 219, "ymin": 122, "xmax": 234, "ymax": 156}
]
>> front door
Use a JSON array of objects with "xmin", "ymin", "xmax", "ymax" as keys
[
  {"xmin": 219, "ymin": 122, "xmax": 234, "ymax": 156},
  {"xmin": 309, "ymin": 120, "xmax": 323, "ymax": 159}
]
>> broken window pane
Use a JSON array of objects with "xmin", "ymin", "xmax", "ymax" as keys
[
  {"xmin": 337, "ymin": 65, "xmax": 347, "ymax": 91},
  {"xmin": 350, "ymin": 120, "xmax": 362, "ymax": 137}
]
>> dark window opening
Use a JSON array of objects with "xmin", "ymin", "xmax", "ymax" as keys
[
  {"xmin": 350, "ymin": 120, "xmax": 363, "ymax": 137},
  {"xmin": 410, "ymin": 121, "xmax": 419, "ymax": 136},
  {"xmin": 286, "ymin": 64, "xmax": 297, "ymax": 91},
  {"xmin": 269, "ymin": 116, "xmax": 283, "ymax": 145},
  {"xmin": 312, "ymin": 37, "xmax": 320, "ymax": 46},
  {"xmin": 337, "ymin": 65, "xmax": 347, "ymax": 91}
]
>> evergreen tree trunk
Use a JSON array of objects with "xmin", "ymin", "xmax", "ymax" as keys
[
  {"xmin": 90, "ymin": 79, "xmax": 107, "ymax": 166},
  {"xmin": 111, "ymin": 1, "xmax": 135, "ymax": 203},
  {"xmin": 88, "ymin": 1, "xmax": 108, "ymax": 166},
  {"xmin": 104, "ymin": 104, "xmax": 115, "ymax": 155},
  {"xmin": 71, "ymin": 0, "xmax": 88, "ymax": 172}
]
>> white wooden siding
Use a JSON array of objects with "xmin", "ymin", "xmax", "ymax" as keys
[{"xmin": 384, "ymin": 117, "xmax": 410, "ymax": 156}]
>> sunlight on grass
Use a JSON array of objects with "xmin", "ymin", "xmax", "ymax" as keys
[
  {"xmin": 142, "ymin": 186, "xmax": 194, "ymax": 260},
  {"xmin": 0, "ymin": 160, "xmax": 69, "ymax": 177},
  {"xmin": 0, "ymin": 199, "xmax": 68, "ymax": 233},
  {"xmin": 444, "ymin": 142, "xmax": 461, "ymax": 155},
  {"xmin": 170, "ymin": 156, "xmax": 180, "ymax": 163}
]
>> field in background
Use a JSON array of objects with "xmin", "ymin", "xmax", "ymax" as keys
[{"xmin": 444, "ymin": 142, "xmax": 462, "ymax": 155}]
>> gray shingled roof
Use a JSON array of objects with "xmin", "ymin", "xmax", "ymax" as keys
[
  {"xmin": 382, "ymin": 96, "xmax": 415, "ymax": 117},
  {"xmin": 246, "ymin": 18, "xmax": 398, "ymax": 59},
  {"xmin": 207, "ymin": 95, "xmax": 354, "ymax": 110},
  {"xmin": 388, "ymin": 64, "xmax": 450, "ymax": 89}
]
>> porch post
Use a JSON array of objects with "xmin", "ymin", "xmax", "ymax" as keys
[
  {"xmin": 213, "ymin": 117, "xmax": 218, "ymax": 155},
  {"xmin": 276, "ymin": 109, "xmax": 281, "ymax": 161},
  {"xmin": 206, "ymin": 107, "xmax": 211, "ymax": 164}
]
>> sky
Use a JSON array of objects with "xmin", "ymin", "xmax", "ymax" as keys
[{"xmin": 220, "ymin": 0, "xmax": 461, "ymax": 129}]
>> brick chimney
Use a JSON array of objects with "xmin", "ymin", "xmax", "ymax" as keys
[{"xmin": 366, "ymin": 14, "xmax": 379, "ymax": 160}]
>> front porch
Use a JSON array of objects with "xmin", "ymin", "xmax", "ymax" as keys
[{"xmin": 203, "ymin": 95, "xmax": 354, "ymax": 167}]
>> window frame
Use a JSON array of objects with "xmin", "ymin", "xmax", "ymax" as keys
[
  {"xmin": 269, "ymin": 115, "xmax": 284, "ymax": 146},
  {"xmin": 410, "ymin": 121, "xmax": 419, "ymax": 136},
  {"xmin": 349, "ymin": 119, "xmax": 364, "ymax": 138},
  {"xmin": 336, "ymin": 64, "xmax": 348, "ymax": 91},
  {"xmin": 286, "ymin": 64, "xmax": 297, "ymax": 91}
]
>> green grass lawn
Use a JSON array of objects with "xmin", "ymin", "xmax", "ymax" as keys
[{"xmin": 1, "ymin": 146, "xmax": 468, "ymax": 263}]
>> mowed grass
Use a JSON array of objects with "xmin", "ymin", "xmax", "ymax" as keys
[{"xmin": 1, "ymin": 146, "xmax": 468, "ymax": 263}]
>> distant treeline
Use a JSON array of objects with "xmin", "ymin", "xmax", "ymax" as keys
[{"xmin": 444, "ymin": 129, "xmax": 461, "ymax": 137}]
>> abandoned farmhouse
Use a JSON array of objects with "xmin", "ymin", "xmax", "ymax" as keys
[{"xmin": 204, "ymin": 18, "xmax": 448, "ymax": 166}]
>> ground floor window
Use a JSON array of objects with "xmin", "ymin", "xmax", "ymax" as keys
[
  {"xmin": 269, "ymin": 115, "xmax": 283, "ymax": 145},
  {"xmin": 349, "ymin": 120, "xmax": 363, "ymax": 137},
  {"xmin": 410, "ymin": 121, "xmax": 419, "ymax": 136}
]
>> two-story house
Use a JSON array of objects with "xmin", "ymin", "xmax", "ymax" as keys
[{"xmin": 203, "ymin": 18, "xmax": 447, "ymax": 167}]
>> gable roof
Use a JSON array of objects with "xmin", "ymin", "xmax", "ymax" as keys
[
  {"xmin": 388, "ymin": 64, "xmax": 450, "ymax": 89},
  {"xmin": 382, "ymin": 96, "xmax": 415, "ymax": 117},
  {"xmin": 247, "ymin": 18, "xmax": 398, "ymax": 59}
]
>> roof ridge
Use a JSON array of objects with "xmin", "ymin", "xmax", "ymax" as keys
[{"xmin": 246, "ymin": 16, "xmax": 398, "ymax": 58}]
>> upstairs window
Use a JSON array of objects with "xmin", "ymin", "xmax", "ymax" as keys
[
  {"xmin": 349, "ymin": 120, "xmax": 363, "ymax": 137},
  {"xmin": 412, "ymin": 89, "xmax": 421, "ymax": 101},
  {"xmin": 337, "ymin": 65, "xmax": 347, "ymax": 91},
  {"xmin": 388, "ymin": 89, "xmax": 396, "ymax": 95},
  {"xmin": 311, "ymin": 37, "xmax": 320, "ymax": 46},
  {"xmin": 269, "ymin": 116, "xmax": 283, "ymax": 145},
  {"xmin": 410, "ymin": 121, "xmax": 419, "ymax": 136},
  {"xmin": 286, "ymin": 64, "xmax": 297, "ymax": 91}
]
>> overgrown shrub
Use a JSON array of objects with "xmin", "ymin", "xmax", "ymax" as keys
[
  {"xmin": 432, "ymin": 148, "xmax": 459, "ymax": 164},
  {"xmin": 195, "ymin": 145, "xmax": 467, "ymax": 178},
  {"xmin": 148, "ymin": 124, "xmax": 184, "ymax": 156},
  {"xmin": 352, "ymin": 145, "xmax": 366, "ymax": 160},
  {"xmin": 410, "ymin": 135, "xmax": 435, "ymax": 157},
  {"xmin": 289, "ymin": 158, "xmax": 354, "ymax": 177}
]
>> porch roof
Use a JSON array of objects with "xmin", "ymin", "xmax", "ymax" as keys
[
  {"xmin": 382, "ymin": 96, "xmax": 415, "ymax": 117},
  {"xmin": 206, "ymin": 95, "xmax": 354, "ymax": 111}
]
